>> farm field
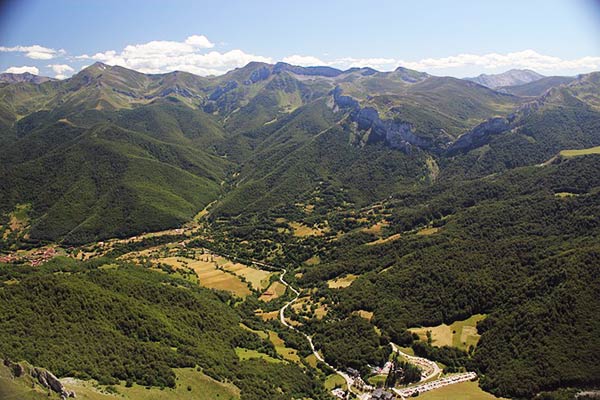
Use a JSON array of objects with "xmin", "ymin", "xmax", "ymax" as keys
[
  {"xmin": 222, "ymin": 262, "xmax": 273, "ymax": 290},
  {"xmin": 259, "ymin": 281, "xmax": 286, "ymax": 301},
  {"xmin": 409, "ymin": 314, "xmax": 486, "ymax": 350},
  {"xmin": 560, "ymin": 146, "xmax": 600, "ymax": 157},
  {"xmin": 159, "ymin": 256, "xmax": 252, "ymax": 298},
  {"xmin": 268, "ymin": 330, "xmax": 301, "ymax": 362},
  {"xmin": 288, "ymin": 221, "xmax": 329, "ymax": 237},
  {"xmin": 417, "ymin": 380, "xmax": 507, "ymax": 400},
  {"xmin": 327, "ymin": 274, "xmax": 359, "ymax": 288}
]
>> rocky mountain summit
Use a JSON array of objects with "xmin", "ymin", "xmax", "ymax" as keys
[{"xmin": 465, "ymin": 69, "xmax": 545, "ymax": 88}]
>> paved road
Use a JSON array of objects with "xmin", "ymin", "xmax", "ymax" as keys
[
  {"xmin": 276, "ymin": 267, "xmax": 356, "ymax": 393},
  {"xmin": 390, "ymin": 342, "xmax": 441, "ymax": 382}
]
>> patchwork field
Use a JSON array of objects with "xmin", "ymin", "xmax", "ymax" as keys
[
  {"xmin": 327, "ymin": 274, "xmax": 358, "ymax": 289},
  {"xmin": 259, "ymin": 281, "xmax": 286, "ymax": 301},
  {"xmin": 159, "ymin": 256, "xmax": 252, "ymax": 298},
  {"xmin": 222, "ymin": 262, "xmax": 273, "ymax": 290},
  {"xmin": 409, "ymin": 314, "xmax": 486, "ymax": 350}
]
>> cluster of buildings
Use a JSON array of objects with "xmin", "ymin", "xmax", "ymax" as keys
[
  {"xmin": 393, "ymin": 371, "xmax": 478, "ymax": 398},
  {"xmin": 0, "ymin": 247, "xmax": 56, "ymax": 266}
]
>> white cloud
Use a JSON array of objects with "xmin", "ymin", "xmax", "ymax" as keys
[
  {"xmin": 283, "ymin": 55, "xmax": 326, "ymax": 67},
  {"xmin": 0, "ymin": 45, "xmax": 60, "ymax": 60},
  {"xmin": 184, "ymin": 35, "xmax": 214, "ymax": 48},
  {"xmin": 331, "ymin": 57, "xmax": 398, "ymax": 71},
  {"xmin": 75, "ymin": 35, "xmax": 270, "ymax": 76},
  {"xmin": 398, "ymin": 50, "xmax": 600, "ymax": 75},
  {"xmin": 4, "ymin": 66, "xmax": 40, "ymax": 75},
  {"xmin": 48, "ymin": 64, "xmax": 74, "ymax": 79}
]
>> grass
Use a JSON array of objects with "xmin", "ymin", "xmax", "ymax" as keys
[
  {"xmin": 559, "ymin": 146, "xmax": 600, "ymax": 157},
  {"xmin": 288, "ymin": 221, "xmax": 328, "ymax": 237},
  {"xmin": 61, "ymin": 368, "xmax": 240, "ymax": 400},
  {"xmin": 367, "ymin": 374, "xmax": 387, "ymax": 386},
  {"xmin": 409, "ymin": 314, "xmax": 486, "ymax": 350},
  {"xmin": 361, "ymin": 220, "xmax": 389, "ymax": 235},
  {"xmin": 255, "ymin": 309, "xmax": 279, "ymax": 321},
  {"xmin": 417, "ymin": 227, "xmax": 441, "ymax": 236},
  {"xmin": 324, "ymin": 374, "xmax": 347, "ymax": 391},
  {"xmin": 160, "ymin": 257, "xmax": 251, "ymax": 298},
  {"xmin": 555, "ymin": 192, "xmax": 579, "ymax": 198},
  {"xmin": 268, "ymin": 331, "xmax": 301, "ymax": 363},
  {"xmin": 355, "ymin": 310, "xmax": 374, "ymax": 321},
  {"xmin": 239, "ymin": 323, "xmax": 268, "ymax": 340},
  {"xmin": 258, "ymin": 281, "xmax": 287, "ymax": 301},
  {"xmin": 305, "ymin": 354, "xmax": 318, "ymax": 368},
  {"xmin": 0, "ymin": 363, "xmax": 241, "ymax": 400},
  {"xmin": 222, "ymin": 262, "xmax": 272, "ymax": 290},
  {"xmin": 327, "ymin": 274, "xmax": 359, "ymax": 289},
  {"xmin": 366, "ymin": 233, "xmax": 402, "ymax": 246},
  {"xmin": 416, "ymin": 380, "xmax": 506, "ymax": 400},
  {"xmin": 234, "ymin": 348, "xmax": 282, "ymax": 363}
]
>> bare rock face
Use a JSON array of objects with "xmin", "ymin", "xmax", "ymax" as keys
[
  {"xmin": 3, "ymin": 359, "xmax": 77, "ymax": 399},
  {"xmin": 332, "ymin": 87, "xmax": 433, "ymax": 152},
  {"xmin": 448, "ymin": 117, "xmax": 511, "ymax": 153},
  {"xmin": 3, "ymin": 359, "xmax": 25, "ymax": 377}
]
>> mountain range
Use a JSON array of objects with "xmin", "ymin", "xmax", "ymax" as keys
[
  {"xmin": 1, "ymin": 61, "xmax": 599, "ymax": 400},
  {"xmin": 0, "ymin": 62, "xmax": 596, "ymax": 244}
]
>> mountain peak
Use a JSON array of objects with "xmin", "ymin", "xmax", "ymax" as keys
[
  {"xmin": 0, "ymin": 72, "xmax": 55, "ymax": 84},
  {"xmin": 465, "ymin": 69, "xmax": 545, "ymax": 89}
]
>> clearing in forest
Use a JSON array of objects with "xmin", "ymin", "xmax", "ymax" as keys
[
  {"xmin": 559, "ymin": 146, "xmax": 600, "ymax": 157},
  {"xmin": 409, "ymin": 314, "xmax": 486, "ymax": 350},
  {"xmin": 327, "ymin": 274, "xmax": 359, "ymax": 288},
  {"xmin": 259, "ymin": 281, "xmax": 287, "ymax": 301}
]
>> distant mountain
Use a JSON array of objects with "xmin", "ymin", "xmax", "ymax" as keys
[
  {"xmin": 497, "ymin": 75, "xmax": 575, "ymax": 97},
  {"xmin": 465, "ymin": 69, "xmax": 544, "ymax": 88},
  {"xmin": 1, "ymin": 61, "xmax": 598, "ymax": 243},
  {"xmin": 0, "ymin": 72, "xmax": 54, "ymax": 84}
]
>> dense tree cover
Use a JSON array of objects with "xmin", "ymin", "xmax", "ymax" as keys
[
  {"xmin": 297, "ymin": 156, "xmax": 600, "ymax": 398},
  {"xmin": 385, "ymin": 355, "xmax": 421, "ymax": 387},
  {"xmin": 312, "ymin": 315, "xmax": 390, "ymax": 375},
  {"xmin": 0, "ymin": 258, "xmax": 328, "ymax": 399}
]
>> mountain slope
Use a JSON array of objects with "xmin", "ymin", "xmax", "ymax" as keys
[
  {"xmin": 498, "ymin": 75, "xmax": 575, "ymax": 97},
  {"xmin": 465, "ymin": 68, "xmax": 544, "ymax": 88}
]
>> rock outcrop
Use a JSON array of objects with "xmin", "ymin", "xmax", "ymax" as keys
[
  {"xmin": 332, "ymin": 87, "xmax": 433, "ymax": 152},
  {"xmin": 4, "ymin": 359, "xmax": 76, "ymax": 399},
  {"xmin": 448, "ymin": 117, "xmax": 511, "ymax": 153}
]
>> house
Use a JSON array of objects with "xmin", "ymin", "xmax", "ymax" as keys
[
  {"xmin": 370, "ymin": 388, "xmax": 395, "ymax": 400},
  {"xmin": 346, "ymin": 367, "xmax": 360, "ymax": 377}
]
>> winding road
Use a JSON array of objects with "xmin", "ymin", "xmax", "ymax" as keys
[
  {"xmin": 276, "ymin": 267, "xmax": 357, "ymax": 394},
  {"xmin": 219, "ymin": 253, "xmax": 476, "ymax": 399}
]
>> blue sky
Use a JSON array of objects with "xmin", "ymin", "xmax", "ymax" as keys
[{"xmin": 1, "ymin": 0, "xmax": 599, "ymax": 78}]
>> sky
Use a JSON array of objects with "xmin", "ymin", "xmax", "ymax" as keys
[{"xmin": 0, "ymin": 0, "xmax": 599, "ymax": 79}]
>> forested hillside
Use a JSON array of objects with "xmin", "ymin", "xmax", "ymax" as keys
[{"xmin": 1, "ymin": 61, "xmax": 599, "ymax": 400}]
